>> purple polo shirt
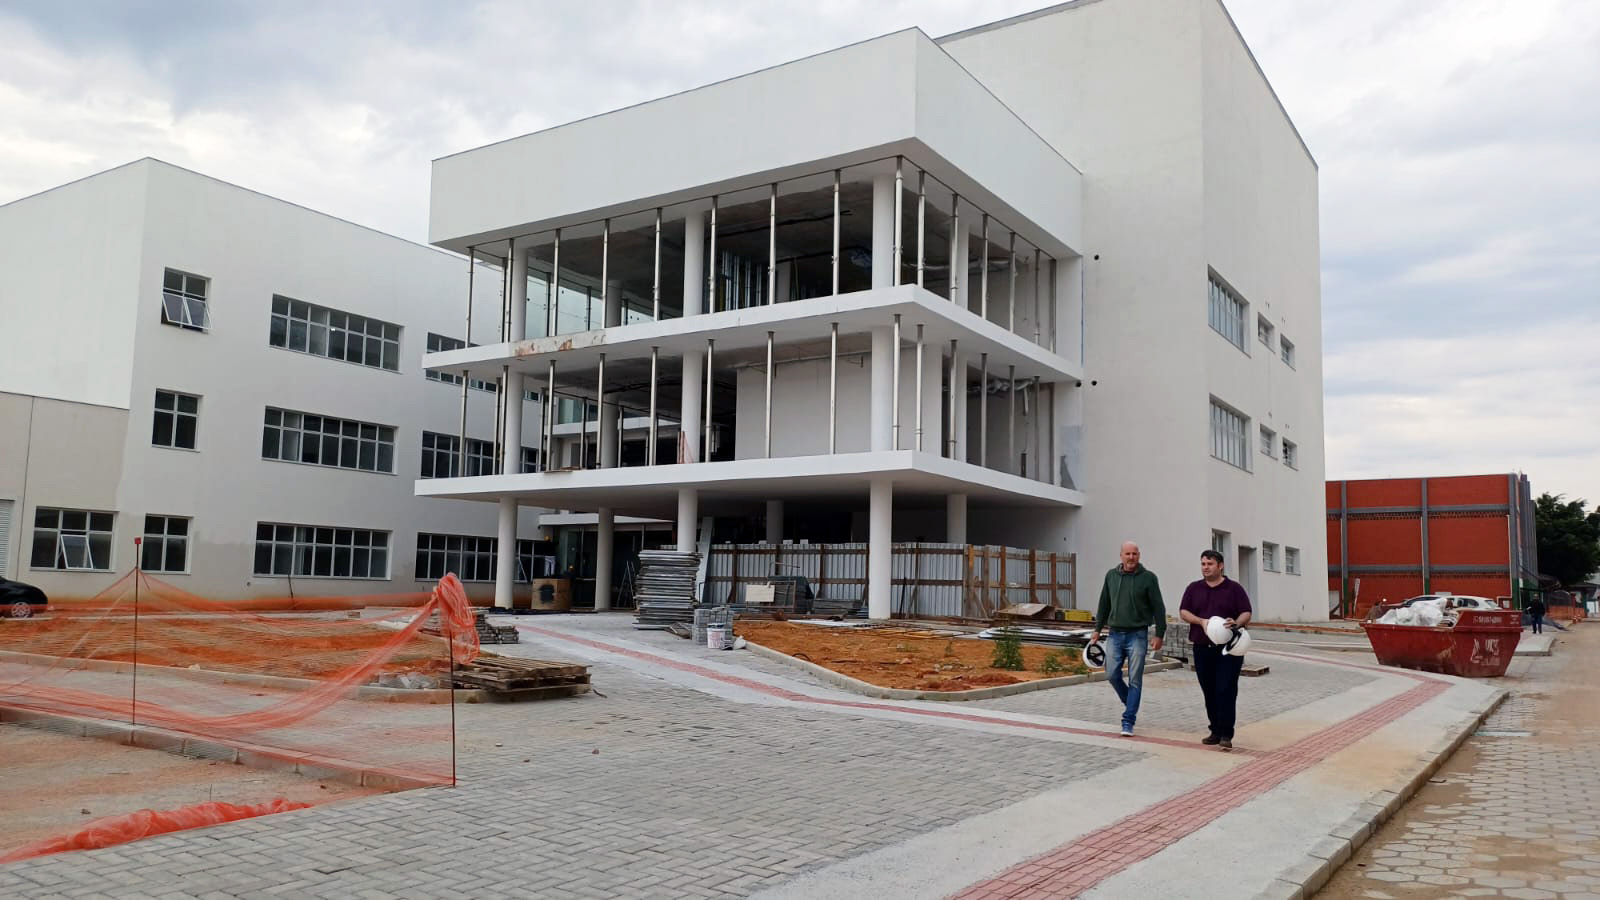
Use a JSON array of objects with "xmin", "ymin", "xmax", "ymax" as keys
[{"xmin": 1179, "ymin": 576, "xmax": 1253, "ymax": 646}]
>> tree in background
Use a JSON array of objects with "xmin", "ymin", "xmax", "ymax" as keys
[{"xmin": 1534, "ymin": 493, "xmax": 1600, "ymax": 586}]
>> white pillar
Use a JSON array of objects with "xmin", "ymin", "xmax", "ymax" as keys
[
  {"xmin": 946, "ymin": 493, "xmax": 967, "ymax": 544},
  {"xmin": 680, "ymin": 211, "xmax": 706, "ymax": 464},
  {"xmin": 870, "ymin": 326, "xmax": 893, "ymax": 452},
  {"xmin": 505, "ymin": 245, "xmax": 528, "ymax": 472},
  {"xmin": 604, "ymin": 279, "xmax": 623, "ymax": 328},
  {"xmin": 765, "ymin": 500, "xmax": 783, "ymax": 544},
  {"xmin": 494, "ymin": 497, "xmax": 517, "ymax": 609},
  {"xmin": 676, "ymin": 489, "xmax": 699, "ymax": 552},
  {"xmin": 871, "ymin": 175, "xmax": 895, "ymax": 289},
  {"xmin": 600, "ymin": 399, "xmax": 619, "ymax": 468},
  {"xmin": 952, "ymin": 225, "xmax": 969, "ymax": 311},
  {"xmin": 954, "ymin": 352, "xmax": 968, "ymax": 463},
  {"xmin": 868, "ymin": 478, "xmax": 893, "ymax": 620},
  {"xmin": 595, "ymin": 507, "xmax": 614, "ymax": 611},
  {"xmin": 509, "ymin": 246, "xmax": 528, "ymax": 341}
]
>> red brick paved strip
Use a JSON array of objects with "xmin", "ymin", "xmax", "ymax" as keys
[
  {"xmin": 515, "ymin": 625, "xmax": 1257, "ymax": 754},
  {"xmin": 945, "ymin": 676, "xmax": 1449, "ymax": 899}
]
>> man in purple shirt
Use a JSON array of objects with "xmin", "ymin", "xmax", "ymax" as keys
[{"xmin": 1178, "ymin": 549, "xmax": 1252, "ymax": 750}]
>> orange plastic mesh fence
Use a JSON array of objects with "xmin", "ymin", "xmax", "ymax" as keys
[
  {"xmin": 0, "ymin": 572, "xmax": 477, "ymax": 829},
  {"xmin": 0, "ymin": 799, "xmax": 314, "ymax": 865}
]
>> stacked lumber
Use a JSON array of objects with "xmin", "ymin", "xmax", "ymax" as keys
[
  {"xmin": 451, "ymin": 656, "xmax": 591, "ymax": 701},
  {"xmin": 421, "ymin": 610, "xmax": 519, "ymax": 644}
]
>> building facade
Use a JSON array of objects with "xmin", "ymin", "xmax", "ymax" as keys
[
  {"xmin": 421, "ymin": 0, "xmax": 1329, "ymax": 620},
  {"xmin": 0, "ymin": 159, "xmax": 552, "ymax": 603},
  {"xmin": 1326, "ymin": 474, "xmax": 1539, "ymax": 617}
]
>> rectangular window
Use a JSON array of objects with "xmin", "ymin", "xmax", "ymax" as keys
[
  {"xmin": 1209, "ymin": 398, "xmax": 1250, "ymax": 471},
  {"xmin": 1282, "ymin": 438, "xmax": 1298, "ymax": 469},
  {"xmin": 465, "ymin": 438, "xmax": 495, "ymax": 477},
  {"xmin": 152, "ymin": 390, "xmax": 201, "ymax": 450},
  {"xmin": 1207, "ymin": 273, "xmax": 1247, "ymax": 352},
  {"xmin": 269, "ymin": 295, "xmax": 400, "ymax": 372},
  {"xmin": 1259, "ymin": 425, "xmax": 1277, "ymax": 459},
  {"xmin": 416, "ymin": 533, "xmax": 537, "ymax": 583},
  {"xmin": 1285, "ymin": 547, "xmax": 1301, "ymax": 575},
  {"xmin": 521, "ymin": 446, "xmax": 540, "ymax": 474},
  {"xmin": 31, "ymin": 508, "xmax": 114, "ymax": 571},
  {"xmin": 253, "ymin": 522, "xmax": 389, "ymax": 579},
  {"xmin": 1280, "ymin": 336, "xmax": 1296, "ymax": 368},
  {"xmin": 424, "ymin": 333, "xmax": 498, "ymax": 391},
  {"xmin": 161, "ymin": 269, "xmax": 210, "ymax": 332},
  {"xmin": 262, "ymin": 407, "xmax": 396, "ymax": 474},
  {"xmin": 142, "ymin": 515, "xmax": 190, "ymax": 574},
  {"xmin": 1257, "ymin": 315, "xmax": 1274, "ymax": 347},
  {"xmin": 1262, "ymin": 541, "xmax": 1279, "ymax": 572},
  {"xmin": 1211, "ymin": 530, "xmax": 1230, "ymax": 557},
  {"xmin": 420, "ymin": 431, "xmax": 459, "ymax": 478}
]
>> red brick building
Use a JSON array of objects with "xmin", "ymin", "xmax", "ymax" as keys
[{"xmin": 1326, "ymin": 474, "xmax": 1538, "ymax": 617}]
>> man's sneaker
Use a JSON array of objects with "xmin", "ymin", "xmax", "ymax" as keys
[
  {"xmin": 1218, "ymin": 738, "xmax": 1232, "ymax": 751},
  {"xmin": 1201, "ymin": 734, "xmax": 1221, "ymax": 746},
  {"xmin": 1120, "ymin": 726, "xmax": 1134, "ymax": 737}
]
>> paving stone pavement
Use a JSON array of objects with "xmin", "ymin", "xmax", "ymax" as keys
[
  {"xmin": 0, "ymin": 613, "xmax": 1505, "ymax": 899},
  {"xmin": 1320, "ymin": 626, "xmax": 1600, "ymax": 899}
]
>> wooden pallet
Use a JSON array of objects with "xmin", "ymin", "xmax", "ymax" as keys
[{"xmin": 452, "ymin": 656, "xmax": 590, "ymax": 695}]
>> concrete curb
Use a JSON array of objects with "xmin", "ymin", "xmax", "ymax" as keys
[
  {"xmin": 1251, "ymin": 686, "xmax": 1510, "ymax": 900},
  {"xmin": 740, "ymin": 640, "xmax": 1182, "ymax": 701},
  {"xmin": 0, "ymin": 648, "xmax": 489, "ymax": 704},
  {"xmin": 0, "ymin": 705, "xmax": 443, "ymax": 791}
]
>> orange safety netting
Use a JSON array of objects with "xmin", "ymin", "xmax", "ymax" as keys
[
  {"xmin": 0, "ymin": 798, "xmax": 313, "ymax": 864},
  {"xmin": 0, "ymin": 572, "xmax": 479, "ymax": 814}
]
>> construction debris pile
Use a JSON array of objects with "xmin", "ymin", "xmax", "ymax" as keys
[
  {"xmin": 423, "ymin": 609, "xmax": 519, "ymax": 645},
  {"xmin": 1373, "ymin": 596, "xmax": 1498, "ymax": 628},
  {"xmin": 633, "ymin": 550, "xmax": 702, "ymax": 629}
]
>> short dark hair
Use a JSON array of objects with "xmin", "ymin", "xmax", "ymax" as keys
[{"xmin": 1200, "ymin": 549, "xmax": 1224, "ymax": 564}]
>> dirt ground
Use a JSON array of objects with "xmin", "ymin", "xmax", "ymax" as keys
[
  {"xmin": 0, "ymin": 615, "xmax": 451, "ymax": 679},
  {"xmin": 735, "ymin": 621, "xmax": 1088, "ymax": 691},
  {"xmin": 0, "ymin": 723, "xmax": 383, "ymax": 858}
]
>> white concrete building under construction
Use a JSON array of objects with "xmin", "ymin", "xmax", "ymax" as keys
[{"xmin": 421, "ymin": 0, "xmax": 1328, "ymax": 622}]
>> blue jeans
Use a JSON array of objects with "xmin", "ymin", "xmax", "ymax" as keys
[{"xmin": 1104, "ymin": 628, "xmax": 1149, "ymax": 729}]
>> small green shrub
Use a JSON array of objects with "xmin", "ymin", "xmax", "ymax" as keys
[
  {"xmin": 1040, "ymin": 650, "xmax": 1067, "ymax": 676},
  {"xmin": 991, "ymin": 626, "xmax": 1025, "ymax": 671}
]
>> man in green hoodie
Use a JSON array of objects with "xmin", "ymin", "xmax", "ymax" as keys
[{"xmin": 1091, "ymin": 541, "xmax": 1166, "ymax": 736}]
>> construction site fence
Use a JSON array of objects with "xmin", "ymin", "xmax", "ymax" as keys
[{"xmin": 705, "ymin": 542, "xmax": 1076, "ymax": 619}]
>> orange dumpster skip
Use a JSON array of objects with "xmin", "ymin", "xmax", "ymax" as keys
[{"xmin": 1360, "ymin": 608, "xmax": 1522, "ymax": 677}]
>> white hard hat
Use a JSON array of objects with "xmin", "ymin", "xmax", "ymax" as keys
[
  {"xmin": 1221, "ymin": 627, "xmax": 1252, "ymax": 657},
  {"xmin": 1204, "ymin": 616, "xmax": 1233, "ymax": 645},
  {"xmin": 1082, "ymin": 640, "xmax": 1106, "ymax": 669}
]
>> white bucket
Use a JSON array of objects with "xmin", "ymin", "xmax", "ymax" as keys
[{"xmin": 707, "ymin": 627, "xmax": 726, "ymax": 650}]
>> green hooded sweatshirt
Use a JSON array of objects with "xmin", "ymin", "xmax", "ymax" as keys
[{"xmin": 1095, "ymin": 563, "xmax": 1167, "ymax": 637}]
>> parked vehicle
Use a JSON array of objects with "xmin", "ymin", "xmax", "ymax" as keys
[{"xmin": 0, "ymin": 576, "xmax": 49, "ymax": 618}]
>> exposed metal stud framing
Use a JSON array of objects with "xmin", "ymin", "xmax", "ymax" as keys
[
  {"xmin": 767, "ymin": 184, "xmax": 777, "ymax": 306},
  {"xmin": 891, "ymin": 314, "xmax": 902, "ymax": 450},
  {"xmin": 652, "ymin": 208, "xmax": 662, "ymax": 320},
  {"xmin": 548, "ymin": 229, "xmax": 561, "ymax": 336},
  {"xmin": 600, "ymin": 219, "xmax": 610, "ymax": 326},
  {"xmin": 648, "ymin": 346, "xmax": 659, "ymax": 465},
  {"xmin": 950, "ymin": 195, "xmax": 960, "ymax": 303},
  {"xmin": 947, "ymin": 339, "xmax": 959, "ymax": 458},
  {"xmin": 831, "ymin": 170, "xmax": 841, "ymax": 296},
  {"xmin": 980, "ymin": 352, "xmax": 989, "ymax": 467},
  {"xmin": 764, "ymin": 331, "xmax": 775, "ymax": 457},
  {"xmin": 703, "ymin": 338, "xmax": 714, "ymax": 461},
  {"xmin": 828, "ymin": 322, "xmax": 838, "ymax": 453},
  {"xmin": 914, "ymin": 324, "xmax": 925, "ymax": 450},
  {"xmin": 1033, "ymin": 248, "xmax": 1042, "ymax": 344},
  {"xmin": 980, "ymin": 215, "xmax": 990, "ymax": 319},
  {"xmin": 1032, "ymin": 375, "xmax": 1043, "ymax": 482},
  {"xmin": 892, "ymin": 158, "xmax": 903, "ymax": 287},
  {"xmin": 916, "ymin": 170, "xmax": 926, "ymax": 288},
  {"xmin": 1008, "ymin": 364, "xmax": 1017, "ymax": 475},
  {"xmin": 707, "ymin": 196, "xmax": 719, "ymax": 313},
  {"xmin": 1008, "ymin": 232, "xmax": 1017, "ymax": 333}
]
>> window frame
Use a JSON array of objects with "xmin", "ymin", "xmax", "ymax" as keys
[
  {"xmin": 30, "ymin": 507, "xmax": 115, "ymax": 572},
  {"xmin": 1262, "ymin": 541, "xmax": 1279, "ymax": 572},
  {"xmin": 415, "ymin": 533, "xmax": 538, "ymax": 584},
  {"xmin": 1282, "ymin": 438, "xmax": 1299, "ymax": 470},
  {"xmin": 424, "ymin": 333, "xmax": 499, "ymax": 391},
  {"xmin": 262, "ymin": 407, "xmax": 397, "ymax": 475},
  {"xmin": 141, "ymin": 515, "xmax": 191, "ymax": 574},
  {"xmin": 1207, "ymin": 273, "xmax": 1248, "ymax": 353},
  {"xmin": 1259, "ymin": 425, "xmax": 1277, "ymax": 460},
  {"xmin": 1257, "ymin": 315, "xmax": 1275, "ymax": 348},
  {"xmin": 1280, "ymin": 335, "xmax": 1296, "ymax": 368},
  {"xmin": 161, "ymin": 268, "xmax": 210, "ymax": 332},
  {"xmin": 269, "ymin": 295, "xmax": 402, "ymax": 372},
  {"xmin": 1285, "ymin": 547, "xmax": 1301, "ymax": 576},
  {"xmin": 1209, "ymin": 398, "xmax": 1251, "ymax": 471},
  {"xmin": 152, "ymin": 389, "xmax": 201, "ymax": 450},
  {"xmin": 252, "ymin": 522, "xmax": 390, "ymax": 580}
]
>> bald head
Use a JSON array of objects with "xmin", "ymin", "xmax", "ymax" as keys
[{"xmin": 1120, "ymin": 542, "xmax": 1141, "ymax": 571}]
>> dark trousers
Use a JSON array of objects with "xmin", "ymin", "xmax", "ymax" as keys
[{"xmin": 1192, "ymin": 644, "xmax": 1244, "ymax": 740}]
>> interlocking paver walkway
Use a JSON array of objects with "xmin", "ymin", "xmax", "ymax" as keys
[{"xmin": 0, "ymin": 613, "xmax": 1507, "ymax": 899}]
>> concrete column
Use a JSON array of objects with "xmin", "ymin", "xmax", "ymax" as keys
[
  {"xmin": 952, "ymin": 350, "xmax": 967, "ymax": 463},
  {"xmin": 946, "ymin": 493, "xmax": 967, "ymax": 544},
  {"xmin": 604, "ymin": 279, "xmax": 623, "ymax": 328},
  {"xmin": 494, "ymin": 497, "xmax": 517, "ymax": 609},
  {"xmin": 765, "ymin": 500, "xmax": 783, "ymax": 544},
  {"xmin": 680, "ymin": 211, "xmax": 706, "ymax": 464},
  {"xmin": 509, "ymin": 245, "xmax": 528, "ymax": 341},
  {"xmin": 870, "ymin": 326, "xmax": 893, "ymax": 452},
  {"xmin": 871, "ymin": 175, "xmax": 894, "ymax": 289},
  {"xmin": 676, "ymin": 489, "xmax": 698, "ymax": 552},
  {"xmin": 600, "ymin": 398, "xmax": 619, "ymax": 468},
  {"xmin": 595, "ymin": 507, "xmax": 614, "ymax": 611},
  {"xmin": 504, "ymin": 245, "xmax": 529, "ymax": 473},
  {"xmin": 952, "ymin": 226, "xmax": 969, "ymax": 311},
  {"xmin": 868, "ymin": 478, "xmax": 892, "ymax": 620}
]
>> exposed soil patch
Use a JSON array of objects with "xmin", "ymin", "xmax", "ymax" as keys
[
  {"xmin": 0, "ymin": 616, "xmax": 451, "ymax": 679},
  {"xmin": 0, "ymin": 723, "xmax": 383, "ymax": 858},
  {"xmin": 735, "ymin": 621, "xmax": 1088, "ymax": 691}
]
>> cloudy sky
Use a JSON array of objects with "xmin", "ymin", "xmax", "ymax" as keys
[{"xmin": 2, "ymin": 0, "xmax": 1596, "ymax": 505}]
